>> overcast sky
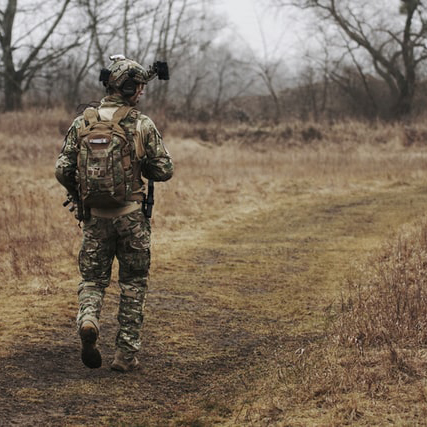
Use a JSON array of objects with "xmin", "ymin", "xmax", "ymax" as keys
[{"xmin": 214, "ymin": 0, "xmax": 289, "ymax": 58}]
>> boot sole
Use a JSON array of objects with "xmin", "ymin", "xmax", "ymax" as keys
[{"xmin": 80, "ymin": 326, "xmax": 102, "ymax": 369}]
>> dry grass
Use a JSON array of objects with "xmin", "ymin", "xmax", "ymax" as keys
[
  {"xmin": 3, "ymin": 108, "xmax": 427, "ymax": 425},
  {"xmin": 338, "ymin": 218, "xmax": 427, "ymax": 347}
]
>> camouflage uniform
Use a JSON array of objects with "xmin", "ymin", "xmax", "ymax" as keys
[{"xmin": 55, "ymin": 94, "xmax": 173, "ymax": 357}]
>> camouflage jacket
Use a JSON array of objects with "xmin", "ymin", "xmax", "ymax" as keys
[{"xmin": 55, "ymin": 95, "xmax": 174, "ymax": 198}]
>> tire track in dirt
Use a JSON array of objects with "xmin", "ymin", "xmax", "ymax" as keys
[{"xmin": 2, "ymin": 182, "xmax": 427, "ymax": 426}]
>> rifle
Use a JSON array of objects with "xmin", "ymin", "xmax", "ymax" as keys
[
  {"xmin": 143, "ymin": 179, "xmax": 155, "ymax": 218},
  {"xmin": 63, "ymin": 191, "xmax": 90, "ymax": 222}
]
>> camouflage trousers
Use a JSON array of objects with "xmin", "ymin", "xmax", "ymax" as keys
[{"xmin": 77, "ymin": 209, "xmax": 150, "ymax": 355}]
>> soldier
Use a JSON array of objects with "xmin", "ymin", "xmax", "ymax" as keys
[{"xmin": 55, "ymin": 55, "xmax": 173, "ymax": 372}]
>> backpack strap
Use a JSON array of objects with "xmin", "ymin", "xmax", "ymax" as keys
[
  {"xmin": 83, "ymin": 107, "xmax": 101, "ymax": 125},
  {"xmin": 111, "ymin": 106, "xmax": 144, "ymax": 201},
  {"xmin": 112, "ymin": 106, "xmax": 146, "ymax": 160},
  {"xmin": 81, "ymin": 105, "xmax": 131, "ymax": 129},
  {"xmin": 112, "ymin": 105, "xmax": 133, "ymax": 123}
]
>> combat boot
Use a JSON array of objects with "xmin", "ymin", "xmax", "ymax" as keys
[
  {"xmin": 79, "ymin": 321, "xmax": 102, "ymax": 369},
  {"xmin": 111, "ymin": 350, "xmax": 139, "ymax": 372}
]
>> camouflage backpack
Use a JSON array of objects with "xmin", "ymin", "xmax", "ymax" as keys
[{"xmin": 76, "ymin": 105, "xmax": 144, "ymax": 208}]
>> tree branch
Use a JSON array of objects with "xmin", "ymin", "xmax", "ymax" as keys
[{"xmin": 19, "ymin": 0, "xmax": 72, "ymax": 73}]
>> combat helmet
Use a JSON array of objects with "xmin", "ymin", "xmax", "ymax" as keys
[{"xmin": 99, "ymin": 54, "xmax": 169, "ymax": 97}]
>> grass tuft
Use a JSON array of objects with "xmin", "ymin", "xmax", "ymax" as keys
[{"xmin": 337, "ymin": 217, "xmax": 427, "ymax": 348}]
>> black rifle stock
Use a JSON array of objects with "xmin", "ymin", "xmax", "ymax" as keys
[
  {"xmin": 143, "ymin": 180, "xmax": 155, "ymax": 218},
  {"xmin": 63, "ymin": 191, "xmax": 89, "ymax": 222}
]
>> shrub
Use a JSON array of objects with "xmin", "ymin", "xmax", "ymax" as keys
[{"xmin": 336, "ymin": 217, "xmax": 427, "ymax": 348}]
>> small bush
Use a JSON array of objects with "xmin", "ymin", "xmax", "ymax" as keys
[
  {"xmin": 301, "ymin": 125, "xmax": 323, "ymax": 142},
  {"xmin": 336, "ymin": 217, "xmax": 427, "ymax": 348}
]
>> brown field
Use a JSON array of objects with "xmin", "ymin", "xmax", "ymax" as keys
[{"xmin": 2, "ymin": 109, "xmax": 427, "ymax": 426}]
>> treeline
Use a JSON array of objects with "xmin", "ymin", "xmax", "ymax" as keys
[{"xmin": 2, "ymin": 0, "xmax": 427, "ymax": 122}]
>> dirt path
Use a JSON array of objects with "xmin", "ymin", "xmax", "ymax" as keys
[{"xmin": 2, "ymin": 181, "xmax": 427, "ymax": 426}]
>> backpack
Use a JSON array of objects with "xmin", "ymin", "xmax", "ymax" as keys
[{"xmin": 76, "ymin": 105, "xmax": 144, "ymax": 208}]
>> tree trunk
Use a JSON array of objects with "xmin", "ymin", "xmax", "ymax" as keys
[
  {"xmin": 3, "ymin": 53, "xmax": 23, "ymax": 111},
  {"xmin": 394, "ymin": 81, "xmax": 414, "ymax": 118},
  {"xmin": 4, "ymin": 74, "xmax": 23, "ymax": 110},
  {"xmin": 0, "ymin": 0, "xmax": 73, "ymax": 111}
]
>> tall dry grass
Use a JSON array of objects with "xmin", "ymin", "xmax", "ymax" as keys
[
  {"xmin": 2, "ymin": 108, "xmax": 427, "ymax": 282},
  {"xmin": 168, "ymin": 116, "xmax": 426, "ymax": 148},
  {"xmin": 0, "ymin": 109, "xmax": 74, "ymax": 281},
  {"xmin": 337, "ymin": 217, "xmax": 427, "ymax": 348}
]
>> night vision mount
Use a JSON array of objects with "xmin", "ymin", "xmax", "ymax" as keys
[
  {"xmin": 99, "ymin": 58, "xmax": 170, "ymax": 89},
  {"xmin": 148, "ymin": 61, "xmax": 170, "ymax": 81}
]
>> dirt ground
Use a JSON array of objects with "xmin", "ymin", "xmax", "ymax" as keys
[{"xmin": 2, "ymin": 172, "xmax": 427, "ymax": 426}]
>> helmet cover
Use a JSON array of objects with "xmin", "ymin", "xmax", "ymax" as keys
[{"xmin": 106, "ymin": 56, "xmax": 149, "ymax": 89}]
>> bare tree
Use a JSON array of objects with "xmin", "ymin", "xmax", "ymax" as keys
[
  {"xmin": 0, "ymin": 0, "xmax": 260, "ymax": 118},
  {"xmin": 208, "ymin": 51, "xmax": 254, "ymax": 119},
  {"xmin": 275, "ymin": 0, "xmax": 427, "ymax": 118},
  {"xmin": 77, "ymin": 0, "xmax": 119, "ymax": 68},
  {"xmin": 0, "ymin": 0, "xmax": 79, "ymax": 110},
  {"xmin": 329, "ymin": 45, "xmax": 381, "ymax": 118},
  {"xmin": 146, "ymin": 0, "xmax": 222, "ymax": 108},
  {"xmin": 253, "ymin": 57, "xmax": 284, "ymax": 123},
  {"xmin": 63, "ymin": 0, "xmax": 123, "ymax": 108},
  {"xmin": 238, "ymin": 3, "xmax": 288, "ymax": 124},
  {"xmin": 59, "ymin": 0, "xmax": 158, "ymax": 108},
  {"xmin": 176, "ymin": 60, "xmax": 209, "ymax": 118}
]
